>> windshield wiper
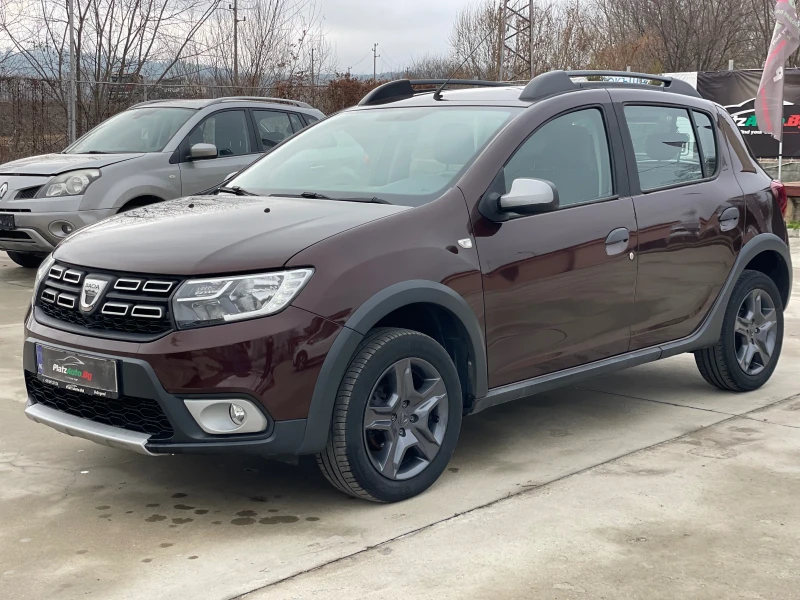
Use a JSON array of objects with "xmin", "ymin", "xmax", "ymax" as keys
[
  {"xmin": 338, "ymin": 196, "xmax": 391, "ymax": 205},
  {"xmin": 270, "ymin": 192, "xmax": 333, "ymax": 199},
  {"xmin": 219, "ymin": 185, "xmax": 257, "ymax": 196},
  {"xmin": 270, "ymin": 192, "xmax": 390, "ymax": 204}
]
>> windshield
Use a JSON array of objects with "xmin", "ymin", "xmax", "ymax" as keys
[
  {"xmin": 66, "ymin": 107, "xmax": 196, "ymax": 154},
  {"xmin": 228, "ymin": 106, "xmax": 519, "ymax": 206}
]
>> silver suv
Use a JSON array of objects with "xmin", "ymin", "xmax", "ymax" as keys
[{"xmin": 0, "ymin": 97, "xmax": 324, "ymax": 267}]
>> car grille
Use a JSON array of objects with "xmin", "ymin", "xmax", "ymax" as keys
[
  {"xmin": 15, "ymin": 186, "xmax": 42, "ymax": 199},
  {"xmin": 36, "ymin": 261, "xmax": 181, "ymax": 340},
  {"xmin": 26, "ymin": 372, "xmax": 174, "ymax": 439}
]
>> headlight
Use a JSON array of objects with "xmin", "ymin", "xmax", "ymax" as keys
[
  {"xmin": 173, "ymin": 268, "xmax": 314, "ymax": 329},
  {"xmin": 32, "ymin": 254, "xmax": 55, "ymax": 304},
  {"xmin": 37, "ymin": 169, "xmax": 101, "ymax": 198}
]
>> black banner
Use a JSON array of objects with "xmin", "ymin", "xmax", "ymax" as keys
[{"xmin": 697, "ymin": 69, "xmax": 800, "ymax": 157}]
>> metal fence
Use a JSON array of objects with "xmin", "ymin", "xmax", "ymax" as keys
[{"xmin": 0, "ymin": 76, "xmax": 353, "ymax": 164}]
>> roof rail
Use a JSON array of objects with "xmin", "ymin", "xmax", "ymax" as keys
[
  {"xmin": 207, "ymin": 96, "xmax": 313, "ymax": 109},
  {"xmin": 359, "ymin": 79, "xmax": 513, "ymax": 106},
  {"xmin": 129, "ymin": 99, "xmax": 172, "ymax": 109},
  {"xmin": 519, "ymin": 70, "xmax": 702, "ymax": 102}
]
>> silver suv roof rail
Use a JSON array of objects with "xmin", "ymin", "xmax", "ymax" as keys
[
  {"xmin": 207, "ymin": 96, "xmax": 313, "ymax": 109},
  {"xmin": 129, "ymin": 97, "xmax": 314, "ymax": 110},
  {"xmin": 519, "ymin": 70, "xmax": 702, "ymax": 102}
]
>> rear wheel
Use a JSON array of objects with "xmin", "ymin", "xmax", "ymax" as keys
[
  {"xmin": 6, "ymin": 251, "xmax": 44, "ymax": 269},
  {"xmin": 316, "ymin": 328, "xmax": 462, "ymax": 502},
  {"xmin": 694, "ymin": 270, "xmax": 783, "ymax": 392}
]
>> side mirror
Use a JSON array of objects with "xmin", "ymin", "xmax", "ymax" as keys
[
  {"xmin": 498, "ymin": 178, "xmax": 559, "ymax": 214},
  {"xmin": 190, "ymin": 143, "xmax": 218, "ymax": 160}
]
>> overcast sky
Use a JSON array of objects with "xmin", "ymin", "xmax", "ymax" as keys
[{"xmin": 320, "ymin": 0, "xmax": 465, "ymax": 74}]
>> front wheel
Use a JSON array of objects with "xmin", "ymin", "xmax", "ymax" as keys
[
  {"xmin": 695, "ymin": 270, "xmax": 784, "ymax": 392},
  {"xmin": 6, "ymin": 251, "xmax": 45, "ymax": 269},
  {"xmin": 316, "ymin": 328, "xmax": 462, "ymax": 502}
]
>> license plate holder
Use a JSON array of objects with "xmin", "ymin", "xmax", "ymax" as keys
[
  {"xmin": 36, "ymin": 344, "xmax": 119, "ymax": 399},
  {"xmin": 0, "ymin": 213, "xmax": 14, "ymax": 230}
]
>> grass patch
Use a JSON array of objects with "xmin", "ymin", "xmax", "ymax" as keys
[{"xmin": 788, "ymin": 221, "xmax": 800, "ymax": 230}]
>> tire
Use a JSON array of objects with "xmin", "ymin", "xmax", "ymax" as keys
[
  {"xmin": 6, "ymin": 251, "xmax": 44, "ymax": 269},
  {"xmin": 316, "ymin": 328, "xmax": 462, "ymax": 503},
  {"xmin": 694, "ymin": 270, "xmax": 784, "ymax": 392},
  {"xmin": 294, "ymin": 351, "xmax": 308, "ymax": 371}
]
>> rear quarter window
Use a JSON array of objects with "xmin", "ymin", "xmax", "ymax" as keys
[{"xmin": 717, "ymin": 109, "xmax": 758, "ymax": 174}]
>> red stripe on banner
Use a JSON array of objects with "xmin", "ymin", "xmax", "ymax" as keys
[{"xmin": 767, "ymin": 37, "xmax": 788, "ymax": 64}]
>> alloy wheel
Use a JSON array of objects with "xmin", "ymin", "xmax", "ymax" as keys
[
  {"xmin": 363, "ymin": 357, "xmax": 449, "ymax": 481},
  {"xmin": 734, "ymin": 288, "xmax": 778, "ymax": 376}
]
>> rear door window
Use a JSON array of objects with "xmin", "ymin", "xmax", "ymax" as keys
[
  {"xmin": 623, "ymin": 105, "xmax": 703, "ymax": 191},
  {"xmin": 254, "ymin": 110, "xmax": 295, "ymax": 148},
  {"xmin": 289, "ymin": 113, "xmax": 305, "ymax": 133}
]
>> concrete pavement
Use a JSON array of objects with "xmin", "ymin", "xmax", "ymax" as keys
[{"xmin": 0, "ymin": 242, "xmax": 798, "ymax": 600}]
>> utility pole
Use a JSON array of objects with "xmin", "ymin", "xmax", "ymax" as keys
[
  {"xmin": 67, "ymin": 0, "xmax": 76, "ymax": 143},
  {"xmin": 310, "ymin": 47, "xmax": 315, "ymax": 104},
  {"xmin": 497, "ymin": 0, "xmax": 532, "ymax": 81},
  {"xmin": 229, "ymin": 0, "xmax": 245, "ymax": 87},
  {"xmin": 372, "ymin": 43, "xmax": 380, "ymax": 81}
]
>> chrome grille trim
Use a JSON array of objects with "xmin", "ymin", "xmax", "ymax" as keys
[
  {"xmin": 56, "ymin": 294, "xmax": 76, "ymax": 309},
  {"xmin": 131, "ymin": 305, "xmax": 163, "ymax": 319},
  {"xmin": 102, "ymin": 303, "xmax": 129, "ymax": 316},
  {"xmin": 115, "ymin": 279, "xmax": 142, "ymax": 291},
  {"xmin": 48, "ymin": 265, "xmax": 65, "ymax": 280},
  {"xmin": 142, "ymin": 280, "xmax": 173, "ymax": 293},
  {"xmin": 62, "ymin": 270, "xmax": 83, "ymax": 284},
  {"xmin": 41, "ymin": 289, "xmax": 57, "ymax": 303}
]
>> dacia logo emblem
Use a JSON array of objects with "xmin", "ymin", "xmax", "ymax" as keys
[
  {"xmin": 0, "ymin": 183, "xmax": 7, "ymax": 199},
  {"xmin": 80, "ymin": 278, "xmax": 108, "ymax": 312}
]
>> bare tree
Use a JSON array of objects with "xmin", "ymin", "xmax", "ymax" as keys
[
  {"xmin": 594, "ymin": 0, "xmax": 754, "ymax": 72},
  {"xmin": 449, "ymin": 0, "xmax": 503, "ymax": 80},
  {"xmin": 1, "ymin": 0, "xmax": 221, "ymax": 133}
]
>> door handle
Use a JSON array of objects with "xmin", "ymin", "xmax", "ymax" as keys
[
  {"xmin": 719, "ymin": 206, "xmax": 740, "ymax": 232},
  {"xmin": 605, "ymin": 227, "xmax": 630, "ymax": 256}
]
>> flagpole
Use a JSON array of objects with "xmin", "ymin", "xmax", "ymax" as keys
[{"xmin": 778, "ymin": 140, "xmax": 783, "ymax": 181}]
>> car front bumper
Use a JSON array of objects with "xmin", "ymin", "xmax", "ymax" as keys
[
  {"xmin": 0, "ymin": 208, "xmax": 115, "ymax": 253},
  {"xmin": 22, "ymin": 304, "xmax": 343, "ymax": 455}
]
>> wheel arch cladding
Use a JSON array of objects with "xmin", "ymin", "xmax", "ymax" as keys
[
  {"xmin": 744, "ymin": 248, "xmax": 791, "ymax": 308},
  {"xmin": 297, "ymin": 280, "xmax": 488, "ymax": 455}
]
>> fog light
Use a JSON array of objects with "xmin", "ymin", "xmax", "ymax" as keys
[
  {"xmin": 183, "ymin": 398, "xmax": 267, "ymax": 434},
  {"xmin": 229, "ymin": 403, "xmax": 247, "ymax": 426},
  {"xmin": 48, "ymin": 220, "xmax": 75, "ymax": 238}
]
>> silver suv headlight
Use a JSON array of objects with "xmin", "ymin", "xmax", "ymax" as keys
[
  {"xmin": 172, "ymin": 268, "xmax": 314, "ymax": 329},
  {"xmin": 37, "ymin": 169, "xmax": 101, "ymax": 198}
]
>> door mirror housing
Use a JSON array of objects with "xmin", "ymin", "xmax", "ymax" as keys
[
  {"xmin": 498, "ymin": 178, "xmax": 559, "ymax": 214},
  {"xmin": 190, "ymin": 143, "xmax": 218, "ymax": 160}
]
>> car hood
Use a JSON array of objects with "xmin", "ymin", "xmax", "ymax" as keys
[
  {"xmin": 54, "ymin": 196, "xmax": 411, "ymax": 275},
  {"xmin": 0, "ymin": 153, "xmax": 143, "ymax": 175}
]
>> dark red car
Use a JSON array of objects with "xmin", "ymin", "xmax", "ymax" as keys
[{"xmin": 22, "ymin": 71, "xmax": 792, "ymax": 502}]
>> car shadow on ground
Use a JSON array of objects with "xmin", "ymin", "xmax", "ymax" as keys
[{"xmin": 81, "ymin": 365, "xmax": 720, "ymax": 521}]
